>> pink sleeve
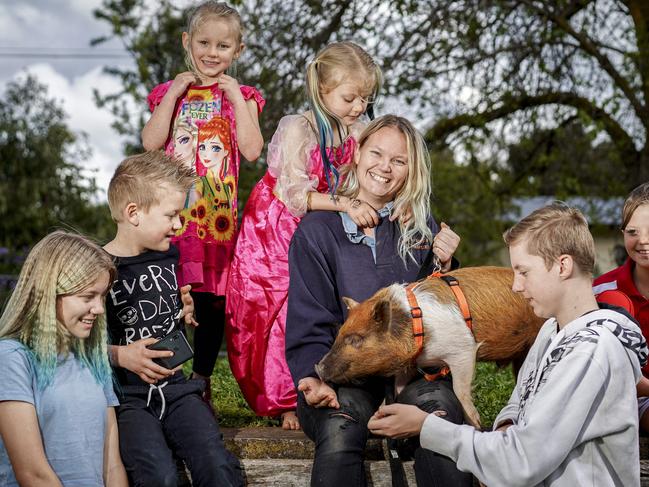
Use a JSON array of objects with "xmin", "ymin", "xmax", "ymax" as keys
[
  {"xmin": 240, "ymin": 85, "xmax": 265, "ymax": 113},
  {"xmin": 146, "ymin": 81, "xmax": 173, "ymax": 112}
]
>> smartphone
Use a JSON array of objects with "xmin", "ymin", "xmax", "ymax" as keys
[{"xmin": 147, "ymin": 329, "xmax": 194, "ymax": 370}]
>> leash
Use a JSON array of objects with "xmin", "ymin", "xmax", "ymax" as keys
[{"xmin": 384, "ymin": 379, "xmax": 409, "ymax": 487}]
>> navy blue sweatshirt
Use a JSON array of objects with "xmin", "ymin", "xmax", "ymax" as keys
[{"xmin": 285, "ymin": 210, "xmax": 440, "ymax": 385}]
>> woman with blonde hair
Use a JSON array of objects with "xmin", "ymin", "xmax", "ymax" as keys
[
  {"xmin": 285, "ymin": 115, "xmax": 472, "ymax": 486},
  {"xmin": 0, "ymin": 231, "xmax": 127, "ymax": 486}
]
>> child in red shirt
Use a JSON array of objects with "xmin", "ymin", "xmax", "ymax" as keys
[{"xmin": 593, "ymin": 182, "xmax": 649, "ymax": 430}]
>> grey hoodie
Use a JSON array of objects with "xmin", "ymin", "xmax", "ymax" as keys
[{"xmin": 420, "ymin": 307, "xmax": 648, "ymax": 487}]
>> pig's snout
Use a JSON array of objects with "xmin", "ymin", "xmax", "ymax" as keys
[
  {"xmin": 316, "ymin": 351, "xmax": 350, "ymax": 383},
  {"xmin": 314, "ymin": 362, "xmax": 325, "ymax": 381}
]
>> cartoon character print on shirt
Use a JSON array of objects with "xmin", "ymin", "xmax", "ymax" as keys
[
  {"xmin": 108, "ymin": 262, "xmax": 181, "ymax": 344},
  {"xmin": 171, "ymin": 87, "xmax": 236, "ymax": 244}
]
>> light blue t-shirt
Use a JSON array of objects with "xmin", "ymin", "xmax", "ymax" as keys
[{"xmin": 0, "ymin": 339, "xmax": 118, "ymax": 487}]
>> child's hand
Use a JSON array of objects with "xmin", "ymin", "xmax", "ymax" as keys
[
  {"xmin": 433, "ymin": 222, "xmax": 460, "ymax": 271},
  {"xmin": 298, "ymin": 377, "xmax": 340, "ymax": 409},
  {"xmin": 179, "ymin": 285, "xmax": 199, "ymax": 327},
  {"xmin": 114, "ymin": 339, "xmax": 176, "ymax": 384},
  {"xmin": 346, "ymin": 198, "xmax": 379, "ymax": 228},
  {"xmin": 169, "ymin": 71, "xmax": 199, "ymax": 98},
  {"xmin": 390, "ymin": 203, "xmax": 413, "ymax": 225},
  {"xmin": 217, "ymin": 74, "xmax": 244, "ymax": 104},
  {"xmin": 368, "ymin": 403, "xmax": 428, "ymax": 439}
]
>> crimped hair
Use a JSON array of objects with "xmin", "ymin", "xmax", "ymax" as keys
[
  {"xmin": 0, "ymin": 231, "xmax": 116, "ymax": 390},
  {"xmin": 503, "ymin": 202, "xmax": 595, "ymax": 275},
  {"xmin": 107, "ymin": 151, "xmax": 197, "ymax": 222},
  {"xmin": 622, "ymin": 182, "xmax": 649, "ymax": 229},
  {"xmin": 338, "ymin": 115, "xmax": 432, "ymax": 262},
  {"xmin": 183, "ymin": 1, "xmax": 243, "ymax": 80},
  {"xmin": 306, "ymin": 41, "xmax": 382, "ymax": 194}
]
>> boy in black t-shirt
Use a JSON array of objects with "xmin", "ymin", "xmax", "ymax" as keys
[{"xmin": 104, "ymin": 151, "xmax": 242, "ymax": 487}]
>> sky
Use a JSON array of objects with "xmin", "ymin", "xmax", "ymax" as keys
[{"xmin": 1, "ymin": 0, "xmax": 134, "ymax": 200}]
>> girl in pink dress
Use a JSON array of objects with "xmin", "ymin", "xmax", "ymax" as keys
[
  {"xmin": 141, "ymin": 1, "xmax": 264, "ymax": 406},
  {"xmin": 226, "ymin": 42, "xmax": 384, "ymax": 428}
]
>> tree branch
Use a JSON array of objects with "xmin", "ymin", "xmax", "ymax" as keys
[
  {"xmin": 425, "ymin": 91, "xmax": 638, "ymax": 159},
  {"xmin": 521, "ymin": 0, "xmax": 647, "ymax": 121}
]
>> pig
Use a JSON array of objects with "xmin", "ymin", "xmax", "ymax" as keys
[{"xmin": 315, "ymin": 266, "xmax": 544, "ymax": 428}]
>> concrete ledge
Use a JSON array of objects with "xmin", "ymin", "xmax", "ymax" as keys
[
  {"xmin": 241, "ymin": 459, "xmax": 416, "ymax": 487},
  {"xmin": 222, "ymin": 427, "xmax": 384, "ymax": 460}
]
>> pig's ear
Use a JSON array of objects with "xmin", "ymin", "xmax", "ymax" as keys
[
  {"xmin": 372, "ymin": 299, "xmax": 392, "ymax": 326},
  {"xmin": 342, "ymin": 297, "xmax": 359, "ymax": 310}
]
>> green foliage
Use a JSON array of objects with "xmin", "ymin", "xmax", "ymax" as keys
[
  {"xmin": 473, "ymin": 362, "xmax": 516, "ymax": 427},
  {"xmin": 0, "ymin": 76, "xmax": 115, "ymax": 250}
]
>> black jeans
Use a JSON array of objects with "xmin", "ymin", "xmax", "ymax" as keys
[
  {"xmin": 116, "ymin": 377, "xmax": 243, "ymax": 487},
  {"xmin": 191, "ymin": 292, "xmax": 225, "ymax": 377},
  {"xmin": 297, "ymin": 375, "xmax": 473, "ymax": 487}
]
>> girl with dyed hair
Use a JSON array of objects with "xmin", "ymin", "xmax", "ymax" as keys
[
  {"xmin": 227, "ymin": 41, "xmax": 388, "ymax": 429},
  {"xmin": 0, "ymin": 231, "xmax": 127, "ymax": 486}
]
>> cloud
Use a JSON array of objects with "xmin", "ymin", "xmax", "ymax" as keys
[{"xmin": 9, "ymin": 64, "xmax": 130, "ymax": 200}]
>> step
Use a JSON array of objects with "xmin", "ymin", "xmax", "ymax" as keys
[
  {"xmin": 241, "ymin": 459, "xmax": 416, "ymax": 487},
  {"xmin": 222, "ymin": 427, "xmax": 383, "ymax": 460}
]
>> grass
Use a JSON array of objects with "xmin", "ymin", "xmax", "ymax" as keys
[{"xmin": 188, "ymin": 358, "xmax": 517, "ymax": 429}]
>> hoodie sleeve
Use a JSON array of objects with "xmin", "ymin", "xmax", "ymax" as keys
[
  {"xmin": 285, "ymin": 229, "xmax": 343, "ymax": 385},
  {"xmin": 420, "ymin": 347, "xmax": 610, "ymax": 486}
]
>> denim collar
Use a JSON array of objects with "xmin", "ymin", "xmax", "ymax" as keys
[{"xmin": 340, "ymin": 201, "xmax": 394, "ymax": 244}]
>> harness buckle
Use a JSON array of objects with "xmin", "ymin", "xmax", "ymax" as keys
[{"xmin": 410, "ymin": 306, "xmax": 422, "ymax": 319}]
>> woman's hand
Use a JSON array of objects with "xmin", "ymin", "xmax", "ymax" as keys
[
  {"xmin": 433, "ymin": 222, "xmax": 460, "ymax": 271},
  {"xmin": 298, "ymin": 377, "xmax": 340, "ymax": 409},
  {"xmin": 169, "ymin": 71, "xmax": 199, "ymax": 98},
  {"xmin": 368, "ymin": 403, "xmax": 428, "ymax": 439},
  {"xmin": 110, "ymin": 340, "xmax": 176, "ymax": 384},
  {"xmin": 179, "ymin": 285, "xmax": 199, "ymax": 327},
  {"xmin": 346, "ymin": 198, "xmax": 379, "ymax": 228}
]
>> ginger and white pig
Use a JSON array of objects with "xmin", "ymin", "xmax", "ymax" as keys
[{"xmin": 315, "ymin": 266, "xmax": 544, "ymax": 428}]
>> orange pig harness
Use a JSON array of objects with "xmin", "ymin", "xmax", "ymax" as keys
[{"xmin": 405, "ymin": 271, "xmax": 473, "ymax": 381}]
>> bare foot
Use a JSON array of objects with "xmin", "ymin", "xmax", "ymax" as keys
[{"xmin": 281, "ymin": 410, "xmax": 300, "ymax": 430}]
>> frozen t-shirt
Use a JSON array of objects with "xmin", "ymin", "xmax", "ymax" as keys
[
  {"xmin": 147, "ymin": 81, "xmax": 265, "ymax": 295},
  {"xmin": 0, "ymin": 339, "xmax": 118, "ymax": 487}
]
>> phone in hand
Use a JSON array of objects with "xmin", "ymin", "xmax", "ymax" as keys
[{"xmin": 147, "ymin": 329, "xmax": 193, "ymax": 370}]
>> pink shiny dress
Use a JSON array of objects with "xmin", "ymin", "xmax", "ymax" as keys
[{"xmin": 226, "ymin": 114, "xmax": 361, "ymax": 416}]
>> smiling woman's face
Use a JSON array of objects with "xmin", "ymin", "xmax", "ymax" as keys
[{"xmin": 354, "ymin": 126, "xmax": 409, "ymax": 209}]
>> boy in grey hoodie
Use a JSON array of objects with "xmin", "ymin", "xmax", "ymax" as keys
[{"xmin": 368, "ymin": 202, "xmax": 648, "ymax": 487}]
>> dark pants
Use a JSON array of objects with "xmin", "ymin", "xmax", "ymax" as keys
[
  {"xmin": 116, "ymin": 377, "xmax": 243, "ymax": 487},
  {"xmin": 191, "ymin": 292, "xmax": 225, "ymax": 377},
  {"xmin": 297, "ymin": 375, "xmax": 473, "ymax": 487}
]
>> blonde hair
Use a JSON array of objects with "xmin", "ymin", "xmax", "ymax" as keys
[
  {"xmin": 183, "ymin": 1, "xmax": 243, "ymax": 78},
  {"xmin": 0, "ymin": 231, "xmax": 116, "ymax": 389},
  {"xmin": 622, "ymin": 182, "xmax": 649, "ymax": 229},
  {"xmin": 306, "ymin": 41, "xmax": 382, "ymax": 192},
  {"xmin": 107, "ymin": 151, "xmax": 196, "ymax": 222},
  {"xmin": 503, "ymin": 202, "xmax": 595, "ymax": 275},
  {"xmin": 339, "ymin": 115, "xmax": 432, "ymax": 261}
]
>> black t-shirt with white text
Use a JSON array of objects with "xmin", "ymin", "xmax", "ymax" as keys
[{"xmin": 106, "ymin": 245, "xmax": 184, "ymax": 385}]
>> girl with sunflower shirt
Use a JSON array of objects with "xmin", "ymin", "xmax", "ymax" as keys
[{"xmin": 141, "ymin": 1, "xmax": 264, "ymax": 408}]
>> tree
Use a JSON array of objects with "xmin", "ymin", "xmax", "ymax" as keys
[
  {"xmin": 423, "ymin": 0, "xmax": 649, "ymax": 191},
  {"xmin": 0, "ymin": 75, "xmax": 114, "ymax": 250}
]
